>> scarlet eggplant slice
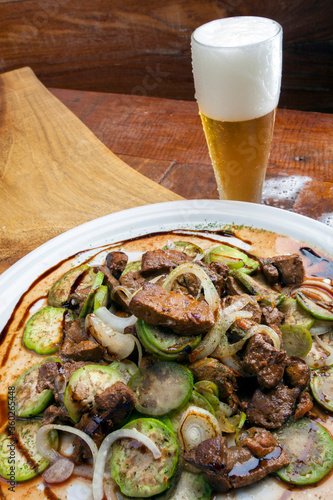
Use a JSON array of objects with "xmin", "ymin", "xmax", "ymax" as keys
[
  {"xmin": 13, "ymin": 357, "xmax": 59, "ymax": 417},
  {"xmin": 23, "ymin": 306, "xmax": 75, "ymax": 355},
  {"xmin": 0, "ymin": 420, "xmax": 58, "ymax": 482},
  {"xmin": 297, "ymin": 292, "xmax": 333, "ymax": 321},
  {"xmin": 310, "ymin": 366, "xmax": 333, "ymax": 412},
  {"xmin": 136, "ymin": 319, "xmax": 201, "ymax": 361},
  {"xmin": 110, "ymin": 418, "xmax": 178, "ymax": 497},
  {"xmin": 64, "ymin": 365, "xmax": 126, "ymax": 422},
  {"xmin": 129, "ymin": 362, "xmax": 193, "ymax": 416},
  {"xmin": 273, "ymin": 418, "xmax": 333, "ymax": 485}
]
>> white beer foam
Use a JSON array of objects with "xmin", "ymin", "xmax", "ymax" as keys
[{"xmin": 191, "ymin": 17, "xmax": 282, "ymax": 122}]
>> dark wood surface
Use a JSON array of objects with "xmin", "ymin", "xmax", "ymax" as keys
[
  {"xmin": 51, "ymin": 87, "xmax": 333, "ymax": 223},
  {"xmin": 0, "ymin": 69, "xmax": 332, "ymax": 275},
  {"xmin": 0, "ymin": 0, "xmax": 332, "ymax": 112}
]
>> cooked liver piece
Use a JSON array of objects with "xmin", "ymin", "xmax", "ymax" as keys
[
  {"xmin": 140, "ymin": 249, "xmax": 190, "ymax": 275},
  {"xmin": 261, "ymin": 306, "xmax": 285, "ymax": 327},
  {"xmin": 37, "ymin": 360, "xmax": 88, "ymax": 403},
  {"xmin": 129, "ymin": 281, "xmax": 215, "ymax": 335},
  {"xmin": 42, "ymin": 404, "xmax": 73, "ymax": 425},
  {"xmin": 246, "ymin": 383, "xmax": 300, "ymax": 428},
  {"xmin": 72, "ymin": 381, "xmax": 136, "ymax": 461},
  {"xmin": 119, "ymin": 270, "xmax": 146, "ymax": 295},
  {"xmin": 285, "ymin": 356, "xmax": 310, "ymax": 390},
  {"xmin": 61, "ymin": 340, "xmax": 104, "ymax": 362},
  {"xmin": 184, "ymin": 432, "xmax": 290, "ymax": 492},
  {"xmin": 105, "ymin": 251, "xmax": 128, "ymax": 278},
  {"xmin": 241, "ymin": 334, "xmax": 287, "ymax": 388},
  {"xmin": 294, "ymin": 391, "xmax": 313, "ymax": 419},
  {"xmin": 63, "ymin": 318, "xmax": 88, "ymax": 343},
  {"xmin": 189, "ymin": 357, "xmax": 237, "ymax": 400},
  {"xmin": 238, "ymin": 427, "xmax": 279, "ymax": 459},
  {"xmin": 259, "ymin": 254, "xmax": 304, "ymax": 285}
]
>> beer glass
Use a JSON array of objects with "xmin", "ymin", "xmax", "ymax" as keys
[{"xmin": 191, "ymin": 17, "xmax": 282, "ymax": 203}]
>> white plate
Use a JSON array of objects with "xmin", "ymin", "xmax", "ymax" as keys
[
  {"xmin": 1, "ymin": 199, "xmax": 333, "ymax": 499},
  {"xmin": 1, "ymin": 199, "xmax": 333, "ymax": 333}
]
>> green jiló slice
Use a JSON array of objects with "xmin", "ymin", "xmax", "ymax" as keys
[
  {"xmin": 23, "ymin": 306, "xmax": 75, "ymax": 355},
  {"xmin": 0, "ymin": 419, "xmax": 58, "ymax": 482},
  {"xmin": 280, "ymin": 324, "xmax": 312, "ymax": 358},
  {"xmin": 136, "ymin": 319, "xmax": 201, "ymax": 361},
  {"xmin": 64, "ymin": 364, "xmax": 126, "ymax": 422},
  {"xmin": 170, "ymin": 471, "xmax": 211, "ymax": 500},
  {"xmin": 129, "ymin": 362, "xmax": 193, "ymax": 417},
  {"xmin": 310, "ymin": 366, "xmax": 333, "ymax": 412},
  {"xmin": 13, "ymin": 357, "xmax": 59, "ymax": 417},
  {"xmin": 110, "ymin": 418, "xmax": 178, "ymax": 498},
  {"xmin": 273, "ymin": 418, "xmax": 333, "ymax": 485},
  {"xmin": 48, "ymin": 264, "xmax": 94, "ymax": 308},
  {"xmin": 278, "ymin": 297, "xmax": 315, "ymax": 329},
  {"xmin": 297, "ymin": 291, "xmax": 333, "ymax": 321}
]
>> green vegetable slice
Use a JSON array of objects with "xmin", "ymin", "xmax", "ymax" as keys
[
  {"xmin": 48, "ymin": 264, "xmax": 94, "ymax": 307},
  {"xmin": 230, "ymin": 269, "xmax": 284, "ymax": 306},
  {"xmin": 94, "ymin": 284, "xmax": 109, "ymax": 311},
  {"xmin": 205, "ymin": 244, "xmax": 248, "ymax": 269},
  {"xmin": 0, "ymin": 419, "xmax": 58, "ymax": 482},
  {"xmin": 170, "ymin": 471, "xmax": 211, "ymax": 500},
  {"xmin": 64, "ymin": 365, "xmax": 126, "ymax": 422},
  {"xmin": 109, "ymin": 359, "xmax": 139, "ymax": 383},
  {"xmin": 129, "ymin": 362, "xmax": 193, "ymax": 416},
  {"xmin": 310, "ymin": 366, "xmax": 333, "ymax": 412},
  {"xmin": 79, "ymin": 270, "xmax": 105, "ymax": 317},
  {"xmin": 110, "ymin": 418, "xmax": 178, "ymax": 497},
  {"xmin": 278, "ymin": 297, "xmax": 314, "ymax": 329},
  {"xmin": 136, "ymin": 320, "xmax": 201, "ymax": 360},
  {"xmin": 13, "ymin": 357, "xmax": 59, "ymax": 417},
  {"xmin": 274, "ymin": 418, "xmax": 333, "ymax": 485},
  {"xmin": 121, "ymin": 260, "xmax": 141, "ymax": 276},
  {"xmin": 23, "ymin": 307, "xmax": 75, "ymax": 355},
  {"xmin": 280, "ymin": 324, "xmax": 312, "ymax": 357},
  {"xmin": 297, "ymin": 292, "xmax": 333, "ymax": 321}
]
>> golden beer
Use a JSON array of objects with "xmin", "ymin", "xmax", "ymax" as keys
[
  {"xmin": 200, "ymin": 109, "xmax": 276, "ymax": 202},
  {"xmin": 191, "ymin": 17, "xmax": 282, "ymax": 203}
]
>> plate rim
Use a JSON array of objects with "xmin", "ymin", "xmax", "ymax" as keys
[{"xmin": 1, "ymin": 199, "xmax": 332, "ymax": 331}]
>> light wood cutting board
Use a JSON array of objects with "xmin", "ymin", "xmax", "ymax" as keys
[{"xmin": 0, "ymin": 67, "xmax": 183, "ymax": 273}]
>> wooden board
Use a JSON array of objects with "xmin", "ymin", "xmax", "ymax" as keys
[{"xmin": 0, "ymin": 67, "xmax": 183, "ymax": 273}]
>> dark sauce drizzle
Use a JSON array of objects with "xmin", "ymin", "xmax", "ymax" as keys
[
  {"xmin": 1, "ymin": 229, "xmax": 333, "ymax": 352},
  {"xmin": 301, "ymin": 247, "xmax": 333, "ymax": 279},
  {"xmin": 0, "ymin": 228, "xmax": 332, "ymax": 498}
]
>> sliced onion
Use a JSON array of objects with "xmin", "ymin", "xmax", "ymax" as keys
[
  {"xmin": 303, "ymin": 335, "xmax": 333, "ymax": 368},
  {"xmin": 86, "ymin": 314, "xmax": 135, "ymax": 359},
  {"xmin": 247, "ymin": 324, "xmax": 281, "ymax": 349},
  {"xmin": 96, "ymin": 306, "xmax": 137, "ymax": 333},
  {"xmin": 36, "ymin": 424, "xmax": 99, "ymax": 464},
  {"xmin": 216, "ymin": 411, "xmax": 241, "ymax": 434},
  {"xmin": 43, "ymin": 457, "xmax": 74, "ymax": 484},
  {"xmin": 178, "ymin": 406, "xmax": 220, "ymax": 452},
  {"xmin": 104, "ymin": 477, "xmax": 122, "ymax": 500},
  {"xmin": 162, "ymin": 262, "xmax": 220, "ymax": 313},
  {"xmin": 111, "ymin": 285, "xmax": 133, "ymax": 301},
  {"xmin": 190, "ymin": 298, "xmax": 253, "ymax": 362},
  {"xmin": 220, "ymin": 355, "xmax": 249, "ymax": 376},
  {"xmin": 310, "ymin": 320, "xmax": 333, "ymax": 336},
  {"xmin": 92, "ymin": 429, "xmax": 161, "ymax": 500}
]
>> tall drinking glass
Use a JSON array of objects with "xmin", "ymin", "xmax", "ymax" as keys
[{"xmin": 191, "ymin": 17, "xmax": 282, "ymax": 203}]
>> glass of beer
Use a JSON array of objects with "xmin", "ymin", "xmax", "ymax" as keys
[{"xmin": 191, "ymin": 17, "xmax": 282, "ymax": 203}]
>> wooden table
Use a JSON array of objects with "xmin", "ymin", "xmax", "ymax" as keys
[
  {"xmin": 51, "ymin": 87, "xmax": 333, "ymax": 221},
  {"xmin": 0, "ymin": 68, "xmax": 332, "ymax": 275}
]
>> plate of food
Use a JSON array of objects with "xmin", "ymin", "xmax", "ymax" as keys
[{"xmin": 0, "ymin": 199, "xmax": 333, "ymax": 500}]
